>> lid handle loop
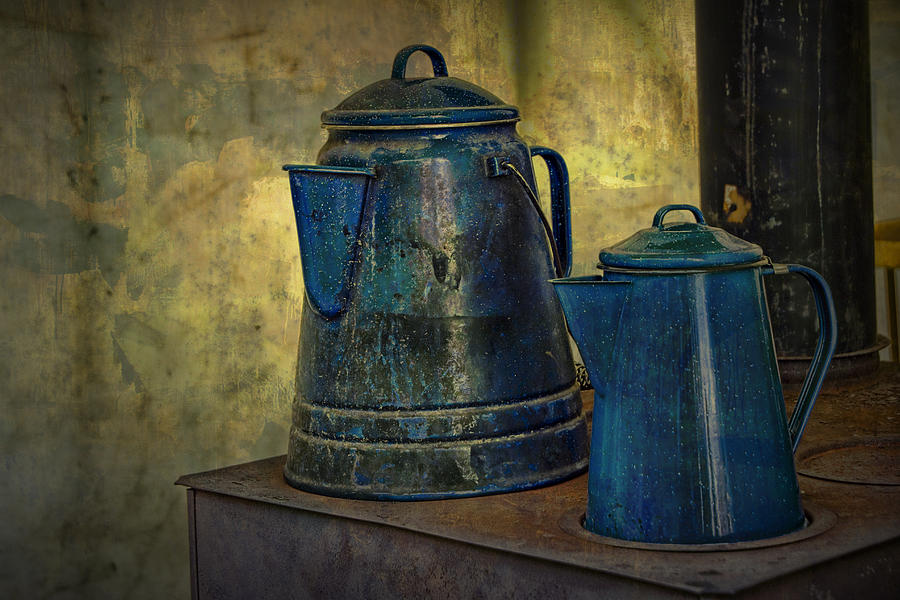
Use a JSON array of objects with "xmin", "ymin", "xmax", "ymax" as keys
[
  {"xmin": 652, "ymin": 204, "xmax": 706, "ymax": 228},
  {"xmin": 392, "ymin": 44, "xmax": 449, "ymax": 79}
]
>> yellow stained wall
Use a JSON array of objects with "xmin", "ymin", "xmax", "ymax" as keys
[
  {"xmin": 0, "ymin": 1, "xmax": 895, "ymax": 598},
  {"xmin": 0, "ymin": 2, "xmax": 517, "ymax": 597},
  {"xmin": 871, "ymin": 0, "xmax": 900, "ymax": 224},
  {"xmin": 513, "ymin": 0, "xmax": 698, "ymax": 273}
]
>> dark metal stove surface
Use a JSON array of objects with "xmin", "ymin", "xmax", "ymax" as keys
[{"xmin": 178, "ymin": 365, "xmax": 900, "ymax": 598}]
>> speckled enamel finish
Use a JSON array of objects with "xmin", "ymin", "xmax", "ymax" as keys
[
  {"xmin": 552, "ymin": 205, "xmax": 837, "ymax": 543},
  {"xmin": 282, "ymin": 46, "xmax": 587, "ymax": 500}
]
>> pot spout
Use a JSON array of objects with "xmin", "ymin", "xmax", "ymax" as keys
[
  {"xmin": 283, "ymin": 164, "xmax": 375, "ymax": 318},
  {"xmin": 551, "ymin": 276, "xmax": 630, "ymax": 395}
]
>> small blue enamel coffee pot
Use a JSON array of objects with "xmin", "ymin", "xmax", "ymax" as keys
[{"xmin": 552, "ymin": 204, "xmax": 837, "ymax": 544}]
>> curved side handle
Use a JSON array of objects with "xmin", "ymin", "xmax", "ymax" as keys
[
  {"xmin": 530, "ymin": 147, "xmax": 572, "ymax": 277},
  {"xmin": 391, "ymin": 45, "xmax": 449, "ymax": 79},
  {"xmin": 764, "ymin": 263, "xmax": 838, "ymax": 452}
]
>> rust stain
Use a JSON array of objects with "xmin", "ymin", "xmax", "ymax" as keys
[
  {"xmin": 0, "ymin": 9, "xmax": 107, "ymax": 38},
  {"xmin": 724, "ymin": 184, "xmax": 751, "ymax": 223},
  {"xmin": 59, "ymin": 83, "xmax": 86, "ymax": 136},
  {"xmin": 208, "ymin": 27, "xmax": 267, "ymax": 42}
]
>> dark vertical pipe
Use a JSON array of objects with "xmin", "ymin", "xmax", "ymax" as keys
[{"xmin": 695, "ymin": 0, "xmax": 878, "ymax": 377}]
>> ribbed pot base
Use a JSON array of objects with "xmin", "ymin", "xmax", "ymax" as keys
[{"xmin": 284, "ymin": 386, "xmax": 589, "ymax": 500}]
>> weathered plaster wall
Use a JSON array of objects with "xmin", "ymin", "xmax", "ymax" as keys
[
  {"xmin": 871, "ymin": 0, "xmax": 900, "ymax": 223},
  {"xmin": 0, "ymin": 0, "xmax": 894, "ymax": 598},
  {"xmin": 0, "ymin": 1, "xmax": 518, "ymax": 597},
  {"xmin": 515, "ymin": 0, "xmax": 699, "ymax": 274}
]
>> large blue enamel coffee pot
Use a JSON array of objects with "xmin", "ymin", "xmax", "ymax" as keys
[
  {"xmin": 552, "ymin": 204, "xmax": 837, "ymax": 544},
  {"xmin": 281, "ymin": 45, "xmax": 588, "ymax": 499}
]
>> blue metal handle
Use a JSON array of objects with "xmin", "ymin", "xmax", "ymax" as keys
[
  {"xmin": 652, "ymin": 204, "xmax": 706, "ymax": 227},
  {"xmin": 391, "ymin": 45, "xmax": 449, "ymax": 79},
  {"xmin": 764, "ymin": 263, "xmax": 838, "ymax": 452},
  {"xmin": 530, "ymin": 147, "xmax": 572, "ymax": 277}
]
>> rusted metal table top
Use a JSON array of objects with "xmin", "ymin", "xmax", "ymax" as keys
[{"xmin": 178, "ymin": 365, "xmax": 900, "ymax": 597}]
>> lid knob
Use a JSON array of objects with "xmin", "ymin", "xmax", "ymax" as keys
[
  {"xmin": 652, "ymin": 204, "xmax": 706, "ymax": 227},
  {"xmin": 391, "ymin": 44, "xmax": 449, "ymax": 79},
  {"xmin": 322, "ymin": 45, "xmax": 518, "ymax": 127},
  {"xmin": 598, "ymin": 203, "xmax": 763, "ymax": 269}
]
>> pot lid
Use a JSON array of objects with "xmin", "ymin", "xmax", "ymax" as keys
[
  {"xmin": 321, "ymin": 44, "xmax": 520, "ymax": 128},
  {"xmin": 598, "ymin": 204, "xmax": 764, "ymax": 269}
]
